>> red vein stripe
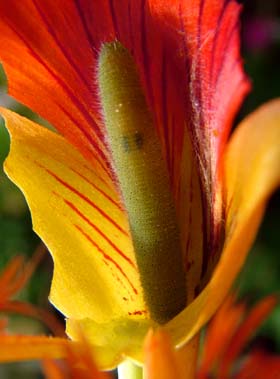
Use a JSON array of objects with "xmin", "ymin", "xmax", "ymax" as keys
[
  {"xmin": 169, "ymin": 115, "xmax": 176, "ymax": 188},
  {"xmin": 80, "ymin": 161, "xmax": 117, "ymax": 191},
  {"xmin": 40, "ymin": 165, "xmax": 128, "ymax": 236},
  {"xmin": 140, "ymin": 0, "xmax": 149, "ymax": 88},
  {"xmin": 53, "ymin": 189, "xmax": 136, "ymax": 301},
  {"xmin": 127, "ymin": 1, "xmax": 135, "ymax": 53},
  {"xmin": 102, "ymin": 259, "xmax": 135, "ymax": 302},
  {"xmin": 184, "ymin": 174, "xmax": 193, "ymax": 265},
  {"xmin": 160, "ymin": 48, "xmax": 171, "ymax": 176},
  {"xmin": 208, "ymin": 0, "xmax": 227, "ymax": 86},
  {"xmin": 74, "ymin": 224, "xmax": 138, "ymax": 295},
  {"xmin": 128, "ymin": 310, "xmax": 147, "ymax": 316},
  {"xmin": 108, "ymin": 0, "xmax": 120, "ymax": 38},
  {"xmin": 31, "ymin": 0, "xmax": 93, "ymax": 95},
  {"xmin": 73, "ymin": 0, "xmax": 95, "ymax": 48},
  {"xmin": 63, "ymin": 198, "xmax": 135, "ymax": 268},
  {"xmin": 69, "ymin": 166, "xmax": 122, "ymax": 210},
  {"xmin": 103, "ymin": 258, "xmax": 127, "ymax": 293}
]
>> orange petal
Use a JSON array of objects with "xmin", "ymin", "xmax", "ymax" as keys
[
  {"xmin": 199, "ymin": 295, "xmax": 245, "ymax": 375},
  {"xmin": 0, "ymin": 335, "xmax": 70, "ymax": 362},
  {"xmin": 0, "ymin": 333, "xmax": 110, "ymax": 379},
  {"xmin": 0, "ymin": 245, "xmax": 44, "ymax": 301},
  {"xmin": 43, "ymin": 335, "xmax": 111, "ymax": 379},
  {"xmin": 144, "ymin": 329, "xmax": 183, "ymax": 379},
  {"xmin": 0, "ymin": 256, "xmax": 25, "ymax": 300},
  {"xmin": 42, "ymin": 360, "xmax": 65, "ymax": 379},
  {"xmin": 0, "ymin": 318, "xmax": 8, "ymax": 332}
]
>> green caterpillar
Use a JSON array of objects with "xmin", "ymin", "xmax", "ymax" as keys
[{"xmin": 98, "ymin": 42, "xmax": 187, "ymax": 324}]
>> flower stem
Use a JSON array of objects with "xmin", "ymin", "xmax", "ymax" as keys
[{"xmin": 118, "ymin": 360, "xmax": 143, "ymax": 379}]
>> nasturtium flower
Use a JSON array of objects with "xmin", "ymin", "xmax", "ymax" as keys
[{"xmin": 0, "ymin": 0, "xmax": 279, "ymax": 369}]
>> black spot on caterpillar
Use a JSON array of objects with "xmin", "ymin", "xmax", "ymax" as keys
[{"xmin": 122, "ymin": 131, "xmax": 144, "ymax": 153}]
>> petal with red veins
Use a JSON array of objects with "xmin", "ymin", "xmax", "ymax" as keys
[{"xmin": 2, "ymin": 108, "xmax": 148, "ymax": 325}]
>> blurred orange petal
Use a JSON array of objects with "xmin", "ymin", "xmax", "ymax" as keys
[
  {"xmin": 144, "ymin": 329, "xmax": 184, "ymax": 379},
  {"xmin": 0, "ymin": 335, "xmax": 70, "ymax": 362},
  {"xmin": 218, "ymin": 296, "xmax": 278, "ymax": 376},
  {"xmin": 199, "ymin": 295, "xmax": 245, "ymax": 375},
  {"xmin": 43, "ymin": 360, "xmax": 66, "ymax": 379},
  {"xmin": 0, "ymin": 244, "xmax": 45, "ymax": 301},
  {"xmin": 0, "ymin": 300, "xmax": 65, "ymax": 337},
  {"xmin": 42, "ymin": 337, "xmax": 111, "ymax": 379},
  {"xmin": 198, "ymin": 294, "xmax": 278, "ymax": 379}
]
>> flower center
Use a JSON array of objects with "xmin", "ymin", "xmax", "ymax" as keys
[{"xmin": 98, "ymin": 41, "xmax": 187, "ymax": 324}]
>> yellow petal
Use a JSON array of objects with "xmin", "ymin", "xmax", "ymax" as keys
[
  {"xmin": 165, "ymin": 99, "xmax": 280, "ymax": 347},
  {"xmin": 66, "ymin": 317, "xmax": 153, "ymax": 369},
  {"xmin": 1, "ymin": 108, "xmax": 147, "ymax": 326},
  {"xmin": 225, "ymin": 99, "xmax": 280, "ymax": 235}
]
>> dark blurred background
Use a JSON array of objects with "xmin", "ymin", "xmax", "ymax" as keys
[
  {"xmin": 0, "ymin": 0, "xmax": 279, "ymax": 377},
  {"xmin": 237, "ymin": 0, "xmax": 280, "ymax": 352}
]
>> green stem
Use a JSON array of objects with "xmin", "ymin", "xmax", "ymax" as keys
[{"xmin": 117, "ymin": 360, "xmax": 143, "ymax": 379}]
